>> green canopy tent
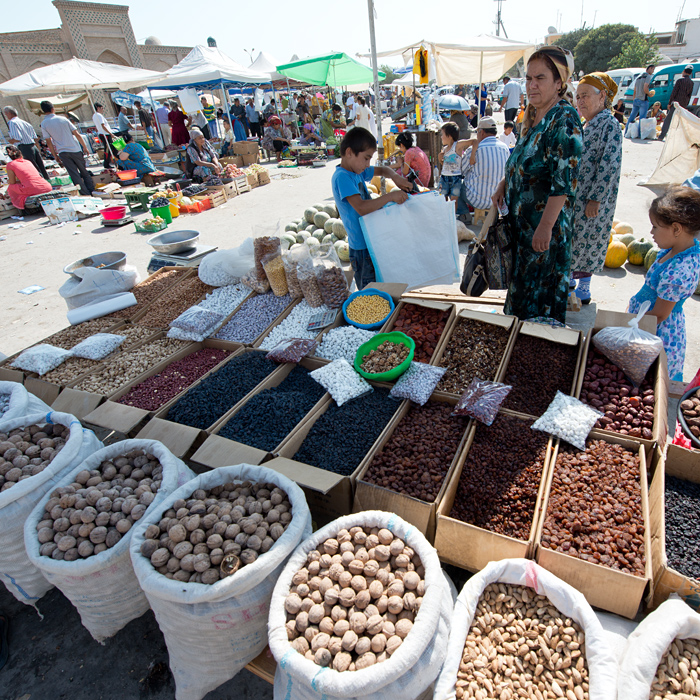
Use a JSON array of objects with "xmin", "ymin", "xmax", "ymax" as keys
[{"xmin": 276, "ymin": 52, "xmax": 385, "ymax": 87}]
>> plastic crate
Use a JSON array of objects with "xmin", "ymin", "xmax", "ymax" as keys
[
  {"xmin": 134, "ymin": 220, "xmax": 168, "ymax": 234},
  {"xmin": 178, "ymin": 200, "xmax": 205, "ymax": 214}
]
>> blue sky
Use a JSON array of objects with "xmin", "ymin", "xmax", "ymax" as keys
[{"xmin": 3, "ymin": 0, "xmax": 689, "ymax": 68}]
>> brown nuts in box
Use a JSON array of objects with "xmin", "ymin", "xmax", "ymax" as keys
[{"xmin": 392, "ymin": 304, "xmax": 449, "ymax": 363}]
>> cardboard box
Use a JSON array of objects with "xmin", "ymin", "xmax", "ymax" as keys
[
  {"xmin": 434, "ymin": 413, "xmax": 553, "ymax": 572},
  {"xmin": 256, "ymin": 169, "xmax": 270, "ymax": 186},
  {"xmin": 51, "ymin": 388, "xmax": 104, "ymax": 420},
  {"xmin": 649, "ymin": 442, "xmax": 700, "ymax": 611},
  {"xmin": 245, "ymin": 172, "xmax": 258, "ymax": 188},
  {"xmin": 270, "ymin": 384, "xmax": 403, "ymax": 525},
  {"xmin": 191, "ymin": 357, "xmax": 329, "ymax": 469},
  {"xmin": 242, "ymin": 153, "xmax": 260, "ymax": 166},
  {"xmin": 577, "ymin": 310, "xmax": 668, "ymax": 451},
  {"xmin": 534, "ymin": 431, "xmax": 653, "ymax": 619},
  {"xmin": 219, "ymin": 155, "xmax": 244, "ymax": 168},
  {"xmin": 41, "ymin": 196, "xmax": 77, "ymax": 224},
  {"xmin": 232, "ymin": 141, "xmax": 259, "ymax": 156},
  {"xmin": 353, "ymin": 393, "xmax": 472, "ymax": 541}
]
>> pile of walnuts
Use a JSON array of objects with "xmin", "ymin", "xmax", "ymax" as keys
[
  {"xmin": 36, "ymin": 448, "xmax": 163, "ymax": 560},
  {"xmin": 140, "ymin": 481, "xmax": 292, "ymax": 585},
  {"xmin": 285, "ymin": 526, "xmax": 425, "ymax": 672}
]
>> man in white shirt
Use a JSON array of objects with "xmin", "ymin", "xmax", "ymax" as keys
[
  {"xmin": 350, "ymin": 96, "xmax": 370, "ymax": 130},
  {"xmin": 155, "ymin": 102, "xmax": 171, "ymax": 145},
  {"xmin": 41, "ymin": 100, "xmax": 95, "ymax": 196},
  {"xmin": 92, "ymin": 103, "xmax": 116, "ymax": 169},
  {"xmin": 3, "ymin": 105, "xmax": 50, "ymax": 180},
  {"xmin": 500, "ymin": 77, "xmax": 523, "ymax": 123}
]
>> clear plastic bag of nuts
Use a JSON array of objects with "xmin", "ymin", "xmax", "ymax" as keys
[
  {"xmin": 452, "ymin": 378, "xmax": 512, "ymax": 425},
  {"xmin": 297, "ymin": 257, "xmax": 325, "ymax": 308},
  {"xmin": 253, "ymin": 233, "xmax": 281, "ymax": 281},
  {"xmin": 262, "ymin": 251, "xmax": 289, "ymax": 297},
  {"xmin": 267, "ymin": 338, "xmax": 319, "ymax": 363},
  {"xmin": 312, "ymin": 244, "xmax": 349, "ymax": 309},
  {"xmin": 282, "ymin": 248, "xmax": 306, "ymax": 299},
  {"xmin": 241, "ymin": 266, "xmax": 271, "ymax": 294}
]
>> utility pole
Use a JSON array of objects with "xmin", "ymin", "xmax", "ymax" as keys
[
  {"xmin": 367, "ymin": 0, "xmax": 384, "ymax": 163},
  {"xmin": 494, "ymin": 0, "xmax": 508, "ymax": 37}
]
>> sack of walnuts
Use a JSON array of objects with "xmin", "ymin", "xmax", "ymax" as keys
[
  {"xmin": 1, "ymin": 411, "xmax": 102, "ymax": 605},
  {"xmin": 0, "ymin": 380, "xmax": 51, "ymax": 425},
  {"xmin": 129, "ymin": 462, "xmax": 312, "ymax": 700},
  {"xmin": 267, "ymin": 510, "xmax": 455, "ymax": 700},
  {"xmin": 23, "ymin": 438, "xmax": 193, "ymax": 642}
]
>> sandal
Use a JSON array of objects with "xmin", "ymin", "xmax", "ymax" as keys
[{"xmin": 0, "ymin": 612, "xmax": 8, "ymax": 671}]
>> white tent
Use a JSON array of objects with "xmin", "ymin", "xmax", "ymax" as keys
[
  {"xmin": 0, "ymin": 57, "xmax": 166, "ymax": 95},
  {"xmin": 249, "ymin": 51, "xmax": 285, "ymax": 81},
  {"xmin": 642, "ymin": 104, "xmax": 700, "ymax": 187},
  {"xmin": 148, "ymin": 45, "xmax": 270, "ymax": 89}
]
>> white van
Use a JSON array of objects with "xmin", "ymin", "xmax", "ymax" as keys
[{"xmin": 606, "ymin": 68, "xmax": 645, "ymax": 108}]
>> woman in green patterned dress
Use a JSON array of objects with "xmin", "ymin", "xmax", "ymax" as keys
[{"xmin": 493, "ymin": 46, "xmax": 583, "ymax": 323}]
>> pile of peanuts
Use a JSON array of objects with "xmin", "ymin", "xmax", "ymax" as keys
[
  {"xmin": 0, "ymin": 423, "xmax": 69, "ymax": 492},
  {"xmin": 136, "ymin": 277, "xmax": 215, "ymax": 329},
  {"xmin": 108, "ymin": 269, "xmax": 188, "ymax": 319},
  {"xmin": 140, "ymin": 481, "xmax": 292, "ymax": 584},
  {"xmin": 35, "ymin": 448, "xmax": 163, "ymax": 560},
  {"xmin": 457, "ymin": 583, "xmax": 589, "ymax": 700},
  {"xmin": 42, "ymin": 318, "xmax": 116, "ymax": 349},
  {"xmin": 75, "ymin": 338, "xmax": 188, "ymax": 395},
  {"xmin": 345, "ymin": 295, "xmax": 392, "ymax": 326},
  {"xmin": 650, "ymin": 637, "xmax": 700, "ymax": 698},
  {"xmin": 391, "ymin": 303, "xmax": 449, "ymax": 363},
  {"xmin": 360, "ymin": 341, "xmax": 410, "ymax": 374},
  {"xmin": 285, "ymin": 525, "xmax": 425, "ymax": 672}
]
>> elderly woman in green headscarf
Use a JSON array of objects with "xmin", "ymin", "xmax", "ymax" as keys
[{"xmin": 569, "ymin": 71, "xmax": 622, "ymax": 304}]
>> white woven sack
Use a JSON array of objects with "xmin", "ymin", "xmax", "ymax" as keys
[
  {"xmin": 130, "ymin": 463, "xmax": 312, "ymax": 700},
  {"xmin": 0, "ymin": 411, "xmax": 102, "ymax": 605},
  {"xmin": 0, "ymin": 381, "xmax": 51, "ymax": 424},
  {"xmin": 618, "ymin": 597, "xmax": 700, "ymax": 700},
  {"xmin": 24, "ymin": 439, "xmax": 193, "ymax": 642},
  {"xmin": 268, "ymin": 510, "xmax": 455, "ymax": 700},
  {"xmin": 432, "ymin": 558, "xmax": 618, "ymax": 700}
]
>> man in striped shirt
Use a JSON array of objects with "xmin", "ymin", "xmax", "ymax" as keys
[
  {"xmin": 455, "ymin": 116, "xmax": 510, "ymax": 223},
  {"xmin": 3, "ymin": 106, "xmax": 50, "ymax": 181}
]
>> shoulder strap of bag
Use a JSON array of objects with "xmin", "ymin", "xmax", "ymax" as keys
[{"xmin": 476, "ymin": 205, "xmax": 498, "ymax": 245}]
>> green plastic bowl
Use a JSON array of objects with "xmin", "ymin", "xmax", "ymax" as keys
[{"xmin": 354, "ymin": 331, "xmax": 415, "ymax": 382}]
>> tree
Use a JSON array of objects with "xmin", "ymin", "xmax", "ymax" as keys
[
  {"xmin": 574, "ymin": 24, "xmax": 640, "ymax": 74},
  {"xmin": 609, "ymin": 34, "xmax": 662, "ymax": 69},
  {"xmin": 380, "ymin": 64, "xmax": 401, "ymax": 85},
  {"xmin": 557, "ymin": 27, "xmax": 590, "ymax": 54}
]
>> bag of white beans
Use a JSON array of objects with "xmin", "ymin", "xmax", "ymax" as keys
[
  {"xmin": 0, "ymin": 381, "xmax": 51, "ymax": 424},
  {"xmin": 130, "ymin": 463, "xmax": 312, "ymax": 700},
  {"xmin": 0, "ymin": 411, "xmax": 102, "ymax": 605},
  {"xmin": 618, "ymin": 598, "xmax": 700, "ymax": 700},
  {"xmin": 433, "ymin": 558, "xmax": 618, "ymax": 700},
  {"xmin": 268, "ymin": 510, "xmax": 455, "ymax": 700},
  {"xmin": 23, "ymin": 439, "xmax": 193, "ymax": 641}
]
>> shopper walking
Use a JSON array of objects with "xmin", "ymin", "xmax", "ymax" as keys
[
  {"xmin": 91, "ymin": 103, "xmax": 117, "ymax": 169},
  {"xmin": 155, "ymin": 101, "xmax": 171, "ymax": 145},
  {"xmin": 500, "ymin": 76, "xmax": 523, "ymax": 123},
  {"xmin": 133, "ymin": 101, "xmax": 154, "ymax": 139},
  {"xmin": 625, "ymin": 64, "xmax": 655, "ymax": 137},
  {"xmin": 659, "ymin": 65, "xmax": 694, "ymax": 141},
  {"xmin": 3, "ymin": 106, "xmax": 50, "ymax": 180},
  {"xmin": 246, "ymin": 99, "xmax": 261, "ymax": 141},
  {"xmin": 40, "ymin": 100, "xmax": 95, "ymax": 196},
  {"xmin": 117, "ymin": 105, "xmax": 131, "ymax": 136}
]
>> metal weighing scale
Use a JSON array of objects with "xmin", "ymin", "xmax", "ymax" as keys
[
  {"xmin": 101, "ymin": 215, "xmax": 134, "ymax": 227},
  {"xmin": 147, "ymin": 243, "xmax": 218, "ymax": 274}
]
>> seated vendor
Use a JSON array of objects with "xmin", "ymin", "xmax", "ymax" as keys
[
  {"xmin": 186, "ymin": 128, "xmax": 222, "ymax": 182},
  {"xmin": 262, "ymin": 116, "xmax": 292, "ymax": 161},
  {"xmin": 4, "ymin": 145, "xmax": 52, "ymax": 213},
  {"xmin": 299, "ymin": 122, "xmax": 323, "ymax": 146},
  {"xmin": 117, "ymin": 134, "xmax": 155, "ymax": 177},
  {"xmin": 321, "ymin": 103, "xmax": 346, "ymax": 139}
]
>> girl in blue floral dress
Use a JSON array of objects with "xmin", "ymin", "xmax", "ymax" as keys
[{"xmin": 629, "ymin": 187, "xmax": 700, "ymax": 381}]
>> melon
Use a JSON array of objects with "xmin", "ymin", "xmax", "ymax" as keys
[
  {"xmin": 604, "ymin": 239, "xmax": 628, "ymax": 268},
  {"xmin": 627, "ymin": 238, "xmax": 654, "ymax": 266},
  {"xmin": 644, "ymin": 246, "xmax": 661, "ymax": 271},
  {"xmin": 367, "ymin": 183, "xmax": 378, "ymax": 194},
  {"xmin": 615, "ymin": 233, "xmax": 636, "ymax": 247},
  {"xmin": 335, "ymin": 240, "xmax": 350, "ymax": 262},
  {"xmin": 314, "ymin": 211, "xmax": 330, "ymax": 229},
  {"xmin": 290, "ymin": 243, "xmax": 302, "ymax": 251},
  {"xmin": 370, "ymin": 193, "xmax": 380, "ymax": 199},
  {"xmin": 313, "ymin": 229, "xmax": 326, "ymax": 242},
  {"xmin": 281, "ymin": 233, "xmax": 296, "ymax": 247},
  {"xmin": 385, "ymin": 180, "xmax": 397, "ymax": 192},
  {"xmin": 322, "ymin": 204, "xmax": 337, "ymax": 217},
  {"xmin": 306, "ymin": 223, "xmax": 316, "ymax": 233},
  {"xmin": 331, "ymin": 233, "xmax": 339, "ymax": 244},
  {"xmin": 322, "ymin": 234, "xmax": 334, "ymax": 245},
  {"xmin": 306, "ymin": 238, "xmax": 321, "ymax": 251},
  {"xmin": 324, "ymin": 218, "xmax": 336, "ymax": 234},
  {"xmin": 614, "ymin": 221, "xmax": 634, "ymax": 235},
  {"xmin": 291, "ymin": 218, "xmax": 302, "ymax": 225},
  {"xmin": 371, "ymin": 175, "xmax": 382, "ymax": 190},
  {"xmin": 312, "ymin": 202, "xmax": 326, "ymax": 212},
  {"xmin": 304, "ymin": 207, "xmax": 318, "ymax": 224},
  {"xmin": 331, "ymin": 220, "xmax": 347, "ymax": 240},
  {"xmin": 296, "ymin": 231, "xmax": 311, "ymax": 244},
  {"xmin": 612, "ymin": 218, "xmax": 620, "ymax": 228},
  {"xmin": 285, "ymin": 222, "xmax": 297, "ymax": 232}
]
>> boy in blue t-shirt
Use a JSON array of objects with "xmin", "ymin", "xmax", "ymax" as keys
[{"xmin": 331, "ymin": 127, "xmax": 411, "ymax": 289}]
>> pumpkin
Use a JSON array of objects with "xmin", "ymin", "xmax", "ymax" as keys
[
  {"xmin": 616, "ymin": 233, "xmax": 637, "ymax": 247},
  {"xmin": 604, "ymin": 239, "xmax": 628, "ymax": 268},
  {"xmin": 371, "ymin": 175, "xmax": 382, "ymax": 190},
  {"xmin": 335, "ymin": 240, "xmax": 350, "ymax": 262},
  {"xmin": 644, "ymin": 246, "xmax": 661, "ymax": 270},
  {"xmin": 331, "ymin": 220, "xmax": 347, "ymax": 240},
  {"xmin": 627, "ymin": 238, "xmax": 654, "ymax": 266},
  {"xmin": 612, "ymin": 218, "xmax": 620, "ymax": 228},
  {"xmin": 304, "ymin": 207, "xmax": 318, "ymax": 224},
  {"xmin": 614, "ymin": 221, "xmax": 634, "ymax": 235},
  {"xmin": 385, "ymin": 180, "xmax": 397, "ymax": 192},
  {"xmin": 367, "ymin": 183, "xmax": 378, "ymax": 194},
  {"xmin": 609, "ymin": 229, "xmax": 616, "ymax": 243},
  {"xmin": 314, "ymin": 211, "xmax": 330, "ymax": 229}
]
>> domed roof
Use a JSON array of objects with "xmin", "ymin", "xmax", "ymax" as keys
[{"xmin": 144, "ymin": 36, "xmax": 162, "ymax": 46}]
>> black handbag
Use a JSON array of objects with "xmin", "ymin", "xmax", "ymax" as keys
[{"xmin": 460, "ymin": 244, "xmax": 489, "ymax": 296}]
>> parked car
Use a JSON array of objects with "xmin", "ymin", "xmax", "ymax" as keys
[
  {"xmin": 606, "ymin": 68, "xmax": 645, "ymax": 111},
  {"xmin": 685, "ymin": 78, "xmax": 700, "ymax": 116},
  {"xmin": 624, "ymin": 62, "xmax": 700, "ymax": 110}
]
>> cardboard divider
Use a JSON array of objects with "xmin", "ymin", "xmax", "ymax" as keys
[
  {"xmin": 533, "ymin": 430, "xmax": 653, "ymax": 619},
  {"xmin": 353, "ymin": 393, "xmax": 472, "ymax": 542},
  {"xmin": 269, "ymin": 382, "xmax": 403, "ymax": 525},
  {"xmin": 434, "ymin": 412, "xmax": 553, "ymax": 573},
  {"xmin": 649, "ymin": 442, "xmax": 700, "ymax": 611},
  {"xmin": 82, "ymin": 340, "xmax": 242, "ymax": 436},
  {"xmin": 23, "ymin": 377, "xmax": 62, "ymax": 405},
  {"xmin": 190, "ymin": 357, "xmax": 329, "ymax": 470},
  {"xmin": 50, "ymin": 387, "xmax": 105, "ymax": 419},
  {"xmin": 576, "ymin": 309, "xmax": 668, "ymax": 451}
]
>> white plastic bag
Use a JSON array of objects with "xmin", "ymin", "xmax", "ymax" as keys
[
  {"xmin": 618, "ymin": 598, "xmax": 700, "ymax": 700},
  {"xmin": 70, "ymin": 333, "xmax": 125, "ymax": 360},
  {"xmin": 24, "ymin": 439, "xmax": 193, "ymax": 641},
  {"xmin": 269, "ymin": 510, "xmax": 455, "ymax": 700},
  {"xmin": 592, "ymin": 301, "xmax": 663, "ymax": 386},
  {"xmin": 58, "ymin": 265, "xmax": 139, "ymax": 310},
  {"xmin": 360, "ymin": 192, "xmax": 460, "ymax": 289},
  {"xmin": 625, "ymin": 120, "xmax": 640, "ymax": 139},
  {"xmin": 639, "ymin": 117, "xmax": 657, "ymax": 141},
  {"xmin": 130, "ymin": 464, "xmax": 311, "ymax": 700},
  {"xmin": 198, "ymin": 238, "xmax": 255, "ymax": 286},
  {"xmin": 0, "ymin": 381, "xmax": 51, "ymax": 422},
  {"xmin": 532, "ymin": 391, "xmax": 603, "ymax": 450},
  {"xmin": 433, "ymin": 558, "xmax": 618, "ymax": 700},
  {"xmin": 11, "ymin": 344, "xmax": 71, "ymax": 375},
  {"xmin": 0, "ymin": 411, "xmax": 102, "ymax": 605},
  {"xmin": 310, "ymin": 359, "xmax": 373, "ymax": 406}
]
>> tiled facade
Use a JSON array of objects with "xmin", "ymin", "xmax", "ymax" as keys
[{"xmin": 0, "ymin": 0, "xmax": 191, "ymax": 130}]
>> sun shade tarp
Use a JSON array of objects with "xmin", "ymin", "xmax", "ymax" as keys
[{"xmin": 276, "ymin": 53, "xmax": 384, "ymax": 87}]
